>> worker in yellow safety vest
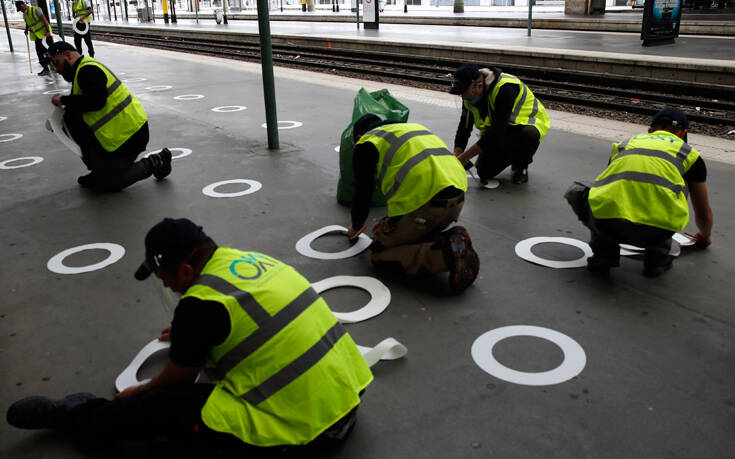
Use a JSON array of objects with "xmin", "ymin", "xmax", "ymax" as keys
[
  {"xmin": 7, "ymin": 218, "xmax": 373, "ymax": 455},
  {"xmin": 450, "ymin": 64, "xmax": 550, "ymax": 185},
  {"xmin": 346, "ymin": 114, "xmax": 479, "ymax": 294},
  {"xmin": 16, "ymin": 1, "xmax": 54, "ymax": 76},
  {"xmin": 72, "ymin": 0, "xmax": 95, "ymax": 58},
  {"xmin": 46, "ymin": 41, "xmax": 172, "ymax": 191},
  {"xmin": 564, "ymin": 108, "xmax": 714, "ymax": 277}
]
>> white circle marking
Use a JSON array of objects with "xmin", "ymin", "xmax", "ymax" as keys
[
  {"xmin": 515, "ymin": 237, "xmax": 593, "ymax": 269},
  {"xmin": 145, "ymin": 85, "xmax": 172, "ymax": 91},
  {"xmin": 0, "ymin": 133, "xmax": 24, "ymax": 143},
  {"xmin": 211, "ymin": 105, "xmax": 247, "ymax": 113},
  {"xmin": 122, "ymin": 77, "xmax": 147, "ymax": 83},
  {"xmin": 144, "ymin": 147, "xmax": 192, "ymax": 160},
  {"xmin": 47, "ymin": 243, "xmax": 126, "ymax": 274},
  {"xmin": 0, "ymin": 156, "xmax": 43, "ymax": 169},
  {"xmin": 202, "ymin": 179, "xmax": 262, "ymax": 198},
  {"xmin": 311, "ymin": 275, "xmax": 391, "ymax": 324},
  {"xmin": 261, "ymin": 120, "xmax": 303, "ymax": 130},
  {"xmin": 295, "ymin": 225, "xmax": 372, "ymax": 260},
  {"xmin": 174, "ymin": 94, "xmax": 205, "ymax": 100},
  {"xmin": 471, "ymin": 325, "xmax": 586, "ymax": 386},
  {"xmin": 43, "ymin": 89, "xmax": 67, "ymax": 95},
  {"xmin": 0, "ymin": 116, "xmax": 7, "ymax": 122}
]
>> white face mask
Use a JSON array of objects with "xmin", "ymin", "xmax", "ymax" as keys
[{"xmin": 148, "ymin": 275, "xmax": 180, "ymax": 319}]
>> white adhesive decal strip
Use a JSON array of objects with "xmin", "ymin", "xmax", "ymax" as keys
[
  {"xmin": 47, "ymin": 243, "xmax": 125, "ymax": 274},
  {"xmin": 356, "ymin": 338, "xmax": 408, "ymax": 367},
  {"xmin": 471, "ymin": 325, "xmax": 586, "ymax": 386},
  {"xmin": 43, "ymin": 89, "xmax": 67, "ymax": 95},
  {"xmin": 261, "ymin": 121, "xmax": 303, "ymax": 130},
  {"xmin": 515, "ymin": 237, "xmax": 593, "ymax": 269},
  {"xmin": 145, "ymin": 147, "xmax": 192, "ymax": 160},
  {"xmin": 296, "ymin": 225, "xmax": 372, "ymax": 260},
  {"xmin": 202, "ymin": 179, "xmax": 262, "ymax": 198},
  {"xmin": 0, "ymin": 116, "xmax": 7, "ymax": 122},
  {"xmin": 312, "ymin": 275, "xmax": 390, "ymax": 324},
  {"xmin": 334, "ymin": 146, "xmax": 340, "ymax": 152},
  {"xmin": 46, "ymin": 107, "xmax": 82, "ymax": 157},
  {"xmin": 145, "ymin": 85, "xmax": 172, "ymax": 91},
  {"xmin": 72, "ymin": 18, "xmax": 89, "ymax": 35},
  {"xmin": 211, "ymin": 106, "xmax": 247, "ymax": 113},
  {"xmin": 0, "ymin": 133, "xmax": 23, "ymax": 143},
  {"xmin": 0, "ymin": 156, "xmax": 43, "ymax": 169},
  {"xmin": 673, "ymin": 233, "xmax": 696, "ymax": 247},
  {"xmin": 174, "ymin": 94, "xmax": 205, "ymax": 100},
  {"xmin": 482, "ymin": 179, "xmax": 500, "ymax": 189},
  {"xmin": 115, "ymin": 339, "xmax": 170, "ymax": 392}
]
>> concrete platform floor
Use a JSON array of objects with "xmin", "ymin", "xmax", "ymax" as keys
[{"xmin": 1, "ymin": 32, "xmax": 734, "ymax": 458}]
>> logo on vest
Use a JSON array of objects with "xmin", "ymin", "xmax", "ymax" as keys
[{"xmin": 229, "ymin": 253, "xmax": 279, "ymax": 280}]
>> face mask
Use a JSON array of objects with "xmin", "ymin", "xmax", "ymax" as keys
[
  {"xmin": 470, "ymin": 94, "xmax": 483, "ymax": 106},
  {"xmin": 61, "ymin": 60, "xmax": 75, "ymax": 82}
]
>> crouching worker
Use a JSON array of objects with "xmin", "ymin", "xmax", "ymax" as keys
[
  {"xmin": 346, "ymin": 114, "xmax": 480, "ymax": 294},
  {"xmin": 565, "ymin": 108, "xmax": 713, "ymax": 277},
  {"xmin": 47, "ymin": 41, "xmax": 171, "ymax": 192},
  {"xmin": 7, "ymin": 218, "xmax": 373, "ymax": 455}
]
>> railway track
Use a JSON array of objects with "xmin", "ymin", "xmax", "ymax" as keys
[{"xmin": 73, "ymin": 27, "xmax": 735, "ymax": 130}]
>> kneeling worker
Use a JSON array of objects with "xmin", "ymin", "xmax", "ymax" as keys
[
  {"xmin": 346, "ymin": 114, "xmax": 479, "ymax": 294},
  {"xmin": 450, "ymin": 64, "xmax": 550, "ymax": 184},
  {"xmin": 7, "ymin": 218, "xmax": 373, "ymax": 454},
  {"xmin": 47, "ymin": 41, "xmax": 171, "ymax": 192},
  {"xmin": 565, "ymin": 108, "xmax": 714, "ymax": 277}
]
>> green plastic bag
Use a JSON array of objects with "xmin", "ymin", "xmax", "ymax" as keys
[{"xmin": 337, "ymin": 88, "xmax": 410, "ymax": 206}]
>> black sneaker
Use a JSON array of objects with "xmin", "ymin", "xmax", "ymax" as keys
[
  {"xmin": 442, "ymin": 226, "xmax": 480, "ymax": 294},
  {"xmin": 37, "ymin": 69, "xmax": 50, "ymax": 77},
  {"xmin": 511, "ymin": 168, "xmax": 528, "ymax": 184},
  {"xmin": 6, "ymin": 393, "xmax": 96, "ymax": 429},
  {"xmin": 152, "ymin": 148, "xmax": 172, "ymax": 180},
  {"xmin": 643, "ymin": 260, "xmax": 673, "ymax": 278},
  {"xmin": 586, "ymin": 256, "xmax": 612, "ymax": 275}
]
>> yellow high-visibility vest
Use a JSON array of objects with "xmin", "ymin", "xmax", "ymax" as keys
[
  {"xmin": 73, "ymin": 0, "xmax": 91, "ymax": 22},
  {"xmin": 588, "ymin": 130, "xmax": 700, "ymax": 231},
  {"xmin": 23, "ymin": 6, "xmax": 51, "ymax": 41},
  {"xmin": 183, "ymin": 248, "xmax": 373, "ymax": 446},
  {"xmin": 357, "ymin": 123, "xmax": 468, "ymax": 216}
]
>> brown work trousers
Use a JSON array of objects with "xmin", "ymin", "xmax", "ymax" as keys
[{"xmin": 371, "ymin": 195, "xmax": 464, "ymax": 275}]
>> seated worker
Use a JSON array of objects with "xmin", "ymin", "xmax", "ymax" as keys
[
  {"xmin": 450, "ymin": 64, "xmax": 550, "ymax": 185},
  {"xmin": 346, "ymin": 114, "xmax": 479, "ymax": 294},
  {"xmin": 7, "ymin": 218, "xmax": 373, "ymax": 455},
  {"xmin": 16, "ymin": 1, "xmax": 54, "ymax": 76},
  {"xmin": 565, "ymin": 108, "xmax": 714, "ymax": 277},
  {"xmin": 47, "ymin": 41, "xmax": 171, "ymax": 192}
]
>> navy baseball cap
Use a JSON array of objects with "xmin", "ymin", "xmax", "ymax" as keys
[
  {"xmin": 15, "ymin": 1, "xmax": 25, "ymax": 11},
  {"xmin": 47, "ymin": 41, "xmax": 77, "ymax": 56},
  {"xmin": 651, "ymin": 107, "xmax": 690, "ymax": 130},
  {"xmin": 134, "ymin": 218, "xmax": 208, "ymax": 280},
  {"xmin": 353, "ymin": 113, "xmax": 384, "ymax": 142},
  {"xmin": 449, "ymin": 64, "xmax": 481, "ymax": 95}
]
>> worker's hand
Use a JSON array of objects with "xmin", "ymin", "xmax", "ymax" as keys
[
  {"xmin": 45, "ymin": 31, "xmax": 51, "ymax": 37},
  {"xmin": 453, "ymin": 147, "xmax": 464, "ymax": 157},
  {"xmin": 158, "ymin": 325, "xmax": 172, "ymax": 342},
  {"xmin": 692, "ymin": 232, "xmax": 711, "ymax": 248},
  {"xmin": 371, "ymin": 220, "xmax": 383, "ymax": 235},
  {"xmin": 346, "ymin": 225, "xmax": 365, "ymax": 240},
  {"xmin": 51, "ymin": 95, "xmax": 63, "ymax": 107},
  {"xmin": 115, "ymin": 384, "xmax": 144, "ymax": 399}
]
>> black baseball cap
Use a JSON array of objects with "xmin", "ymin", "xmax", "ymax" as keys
[
  {"xmin": 449, "ymin": 64, "xmax": 481, "ymax": 95},
  {"xmin": 134, "ymin": 218, "xmax": 208, "ymax": 280},
  {"xmin": 15, "ymin": 1, "xmax": 25, "ymax": 12},
  {"xmin": 651, "ymin": 107, "xmax": 690, "ymax": 130},
  {"xmin": 47, "ymin": 41, "xmax": 77, "ymax": 56},
  {"xmin": 353, "ymin": 113, "xmax": 383, "ymax": 142}
]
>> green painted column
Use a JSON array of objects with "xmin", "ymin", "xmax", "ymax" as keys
[{"xmin": 256, "ymin": 0, "xmax": 279, "ymax": 150}]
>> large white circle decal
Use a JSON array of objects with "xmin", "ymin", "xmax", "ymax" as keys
[
  {"xmin": 174, "ymin": 94, "xmax": 205, "ymax": 100},
  {"xmin": 211, "ymin": 105, "xmax": 247, "ymax": 113},
  {"xmin": 472, "ymin": 325, "xmax": 586, "ymax": 386},
  {"xmin": 296, "ymin": 225, "xmax": 372, "ymax": 260},
  {"xmin": 515, "ymin": 237, "xmax": 593, "ymax": 269},
  {"xmin": 43, "ymin": 89, "xmax": 67, "ymax": 95},
  {"xmin": 202, "ymin": 179, "xmax": 262, "ymax": 198},
  {"xmin": 0, "ymin": 133, "xmax": 23, "ymax": 143},
  {"xmin": 261, "ymin": 121, "xmax": 303, "ymax": 130},
  {"xmin": 47, "ymin": 243, "xmax": 125, "ymax": 274},
  {"xmin": 145, "ymin": 85, "xmax": 172, "ymax": 91},
  {"xmin": 312, "ymin": 275, "xmax": 390, "ymax": 324},
  {"xmin": 0, "ymin": 156, "xmax": 43, "ymax": 169},
  {"xmin": 145, "ymin": 147, "xmax": 192, "ymax": 160}
]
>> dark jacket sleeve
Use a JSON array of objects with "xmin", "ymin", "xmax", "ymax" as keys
[
  {"xmin": 453, "ymin": 106, "xmax": 474, "ymax": 151},
  {"xmin": 476, "ymin": 83, "xmax": 519, "ymax": 152},
  {"xmin": 60, "ymin": 65, "xmax": 108, "ymax": 114},
  {"xmin": 351, "ymin": 142, "xmax": 379, "ymax": 229}
]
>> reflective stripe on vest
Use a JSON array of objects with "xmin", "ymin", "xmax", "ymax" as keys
[
  {"xmin": 187, "ymin": 248, "xmax": 372, "ymax": 446},
  {"xmin": 24, "ymin": 7, "xmax": 50, "ymax": 40},
  {"xmin": 72, "ymin": 57, "xmax": 147, "ymax": 152},
  {"xmin": 464, "ymin": 73, "xmax": 550, "ymax": 141},
  {"xmin": 73, "ymin": 0, "xmax": 91, "ymax": 22},
  {"xmin": 588, "ymin": 131, "xmax": 699, "ymax": 232},
  {"xmin": 357, "ymin": 123, "xmax": 468, "ymax": 216}
]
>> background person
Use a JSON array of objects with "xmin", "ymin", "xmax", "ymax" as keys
[
  {"xmin": 347, "ymin": 114, "xmax": 479, "ymax": 294},
  {"xmin": 7, "ymin": 218, "xmax": 373, "ymax": 455},
  {"xmin": 16, "ymin": 1, "xmax": 53, "ymax": 76},
  {"xmin": 450, "ymin": 64, "xmax": 550, "ymax": 185},
  {"xmin": 72, "ymin": 0, "xmax": 95, "ymax": 58},
  {"xmin": 47, "ymin": 41, "xmax": 171, "ymax": 191},
  {"xmin": 565, "ymin": 108, "xmax": 714, "ymax": 277}
]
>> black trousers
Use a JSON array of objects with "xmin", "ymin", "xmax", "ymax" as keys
[
  {"xmin": 63, "ymin": 110, "xmax": 153, "ymax": 192},
  {"xmin": 74, "ymin": 29, "xmax": 94, "ymax": 57},
  {"xmin": 564, "ymin": 182, "xmax": 675, "ymax": 269},
  {"xmin": 65, "ymin": 383, "xmax": 358, "ymax": 457},
  {"xmin": 34, "ymin": 36, "xmax": 53, "ymax": 69},
  {"xmin": 476, "ymin": 124, "xmax": 540, "ymax": 180}
]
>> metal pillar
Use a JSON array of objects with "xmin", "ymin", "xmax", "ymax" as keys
[
  {"xmin": 123, "ymin": 0, "xmax": 128, "ymax": 21},
  {"xmin": 527, "ymin": 0, "xmax": 533, "ymax": 36},
  {"xmin": 256, "ymin": 0, "xmax": 279, "ymax": 150},
  {"xmin": 105, "ymin": 0, "xmax": 111, "ymax": 21},
  {"xmin": 1, "ymin": 0, "xmax": 13, "ymax": 52},
  {"xmin": 53, "ymin": 0, "xmax": 64, "ymax": 39},
  {"xmin": 163, "ymin": 0, "xmax": 169, "ymax": 23}
]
